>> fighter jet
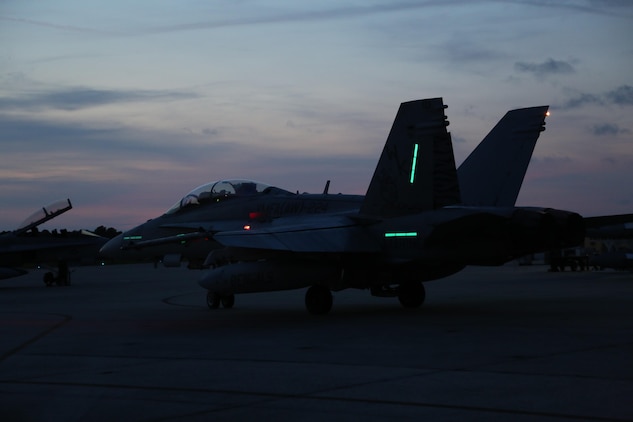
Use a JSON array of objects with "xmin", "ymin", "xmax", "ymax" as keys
[
  {"xmin": 102, "ymin": 98, "xmax": 583, "ymax": 313},
  {"xmin": 100, "ymin": 103, "xmax": 551, "ymax": 268},
  {"xmin": 0, "ymin": 199, "xmax": 107, "ymax": 285}
]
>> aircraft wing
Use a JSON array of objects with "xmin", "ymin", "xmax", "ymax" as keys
[
  {"xmin": 120, "ymin": 231, "xmax": 213, "ymax": 250},
  {"xmin": 158, "ymin": 222, "xmax": 216, "ymax": 231},
  {"xmin": 584, "ymin": 213, "xmax": 633, "ymax": 238},
  {"xmin": 119, "ymin": 220, "xmax": 249, "ymax": 250},
  {"xmin": 214, "ymin": 216, "xmax": 380, "ymax": 253},
  {"xmin": 0, "ymin": 232, "xmax": 107, "ymax": 280},
  {"xmin": 1, "ymin": 237, "xmax": 106, "ymax": 254}
]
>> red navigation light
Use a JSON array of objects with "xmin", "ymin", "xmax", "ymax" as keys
[{"xmin": 249, "ymin": 211, "xmax": 263, "ymax": 220}]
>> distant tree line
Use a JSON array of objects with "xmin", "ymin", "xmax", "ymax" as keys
[
  {"xmin": 93, "ymin": 226, "xmax": 121, "ymax": 239},
  {"xmin": 3, "ymin": 226, "xmax": 121, "ymax": 239}
]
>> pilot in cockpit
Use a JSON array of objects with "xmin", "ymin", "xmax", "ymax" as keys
[
  {"xmin": 235, "ymin": 182, "xmax": 257, "ymax": 196},
  {"xmin": 181, "ymin": 195, "xmax": 199, "ymax": 207}
]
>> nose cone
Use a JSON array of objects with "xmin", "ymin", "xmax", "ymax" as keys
[{"xmin": 99, "ymin": 233, "xmax": 124, "ymax": 259}]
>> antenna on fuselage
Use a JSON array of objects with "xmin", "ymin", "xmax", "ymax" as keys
[{"xmin": 323, "ymin": 180, "xmax": 330, "ymax": 195}]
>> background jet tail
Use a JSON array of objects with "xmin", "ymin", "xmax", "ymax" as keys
[
  {"xmin": 360, "ymin": 98, "xmax": 460, "ymax": 218},
  {"xmin": 457, "ymin": 105, "xmax": 549, "ymax": 207}
]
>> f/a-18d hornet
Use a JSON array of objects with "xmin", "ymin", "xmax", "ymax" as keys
[
  {"xmin": 100, "ymin": 102, "xmax": 551, "ymax": 268},
  {"xmin": 1, "ymin": 199, "xmax": 107, "ymax": 285},
  {"xmin": 101, "ymin": 98, "xmax": 583, "ymax": 313}
]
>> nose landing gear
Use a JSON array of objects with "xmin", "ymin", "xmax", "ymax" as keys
[{"xmin": 206, "ymin": 291, "xmax": 235, "ymax": 309}]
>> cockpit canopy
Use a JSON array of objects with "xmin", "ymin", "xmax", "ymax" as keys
[
  {"xmin": 16, "ymin": 199, "xmax": 73, "ymax": 233},
  {"xmin": 165, "ymin": 179, "xmax": 291, "ymax": 215}
]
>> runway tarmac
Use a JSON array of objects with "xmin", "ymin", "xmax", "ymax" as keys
[{"xmin": 1, "ymin": 263, "xmax": 631, "ymax": 421}]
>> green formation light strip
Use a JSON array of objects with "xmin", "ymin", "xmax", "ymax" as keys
[
  {"xmin": 123, "ymin": 235, "xmax": 143, "ymax": 241},
  {"xmin": 409, "ymin": 143, "xmax": 419, "ymax": 184},
  {"xmin": 384, "ymin": 232, "xmax": 418, "ymax": 238},
  {"xmin": 177, "ymin": 233, "xmax": 190, "ymax": 244}
]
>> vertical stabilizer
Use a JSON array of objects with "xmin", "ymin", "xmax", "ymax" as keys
[
  {"xmin": 458, "ymin": 105, "xmax": 549, "ymax": 206},
  {"xmin": 360, "ymin": 98, "xmax": 460, "ymax": 218}
]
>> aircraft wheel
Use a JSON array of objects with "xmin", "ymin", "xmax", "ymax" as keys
[
  {"xmin": 206, "ymin": 291, "xmax": 221, "ymax": 309},
  {"xmin": 398, "ymin": 281, "xmax": 425, "ymax": 308},
  {"xmin": 221, "ymin": 294, "xmax": 235, "ymax": 309},
  {"xmin": 305, "ymin": 285, "xmax": 333, "ymax": 315},
  {"xmin": 43, "ymin": 272, "xmax": 55, "ymax": 287}
]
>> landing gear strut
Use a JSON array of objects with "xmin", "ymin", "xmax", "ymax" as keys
[
  {"xmin": 397, "ymin": 281, "xmax": 425, "ymax": 308},
  {"xmin": 206, "ymin": 291, "xmax": 235, "ymax": 309},
  {"xmin": 305, "ymin": 285, "xmax": 333, "ymax": 315}
]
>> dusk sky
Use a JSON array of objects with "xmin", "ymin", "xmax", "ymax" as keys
[{"xmin": 1, "ymin": 1, "xmax": 632, "ymax": 231}]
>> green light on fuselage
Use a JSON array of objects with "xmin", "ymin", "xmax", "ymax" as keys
[
  {"xmin": 409, "ymin": 143, "xmax": 419, "ymax": 184},
  {"xmin": 123, "ymin": 235, "xmax": 142, "ymax": 241},
  {"xmin": 384, "ymin": 232, "xmax": 418, "ymax": 238}
]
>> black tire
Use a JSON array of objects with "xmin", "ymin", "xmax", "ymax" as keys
[
  {"xmin": 398, "ymin": 281, "xmax": 426, "ymax": 308},
  {"xmin": 305, "ymin": 285, "xmax": 333, "ymax": 315},
  {"xmin": 221, "ymin": 294, "xmax": 235, "ymax": 309},
  {"xmin": 206, "ymin": 291, "xmax": 221, "ymax": 309},
  {"xmin": 43, "ymin": 272, "xmax": 55, "ymax": 287}
]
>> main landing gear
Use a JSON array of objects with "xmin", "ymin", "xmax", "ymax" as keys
[
  {"xmin": 206, "ymin": 291, "xmax": 235, "ymax": 309},
  {"xmin": 204, "ymin": 281, "xmax": 425, "ymax": 315},
  {"xmin": 304, "ymin": 281, "xmax": 425, "ymax": 315},
  {"xmin": 43, "ymin": 262, "xmax": 71, "ymax": 287},
  {"xmin": 371, "ymin": 281, "xmax": 426, "ymax": 309},
  {"xmin": 397, "ymin": 281, "xmax": 426, "ymax": 309},
  {"xmin": 305, "ymin": 285, "xmax": 333, "ymax": 315}
]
